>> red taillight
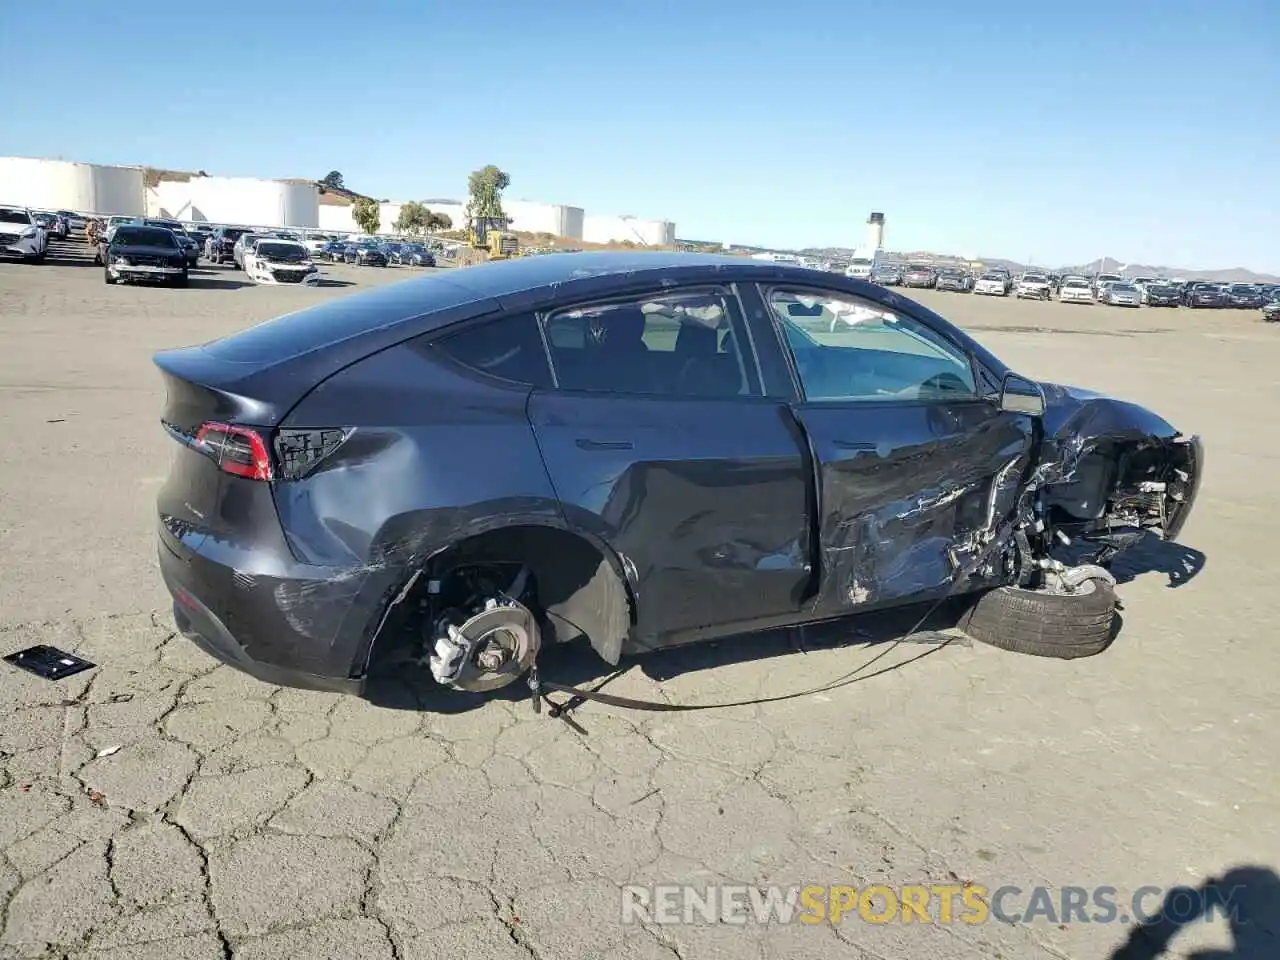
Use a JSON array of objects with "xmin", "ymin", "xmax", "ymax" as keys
[{"xmin": 195, "ymin": 422, "xmax": 273, "ymax": 480}]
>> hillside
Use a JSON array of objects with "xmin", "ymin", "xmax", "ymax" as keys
[{"xmin": 798, "ymin": 247, "xmax": 1277, "ymax": 283}]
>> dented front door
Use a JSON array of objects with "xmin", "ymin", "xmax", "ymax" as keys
[
  {"xmin": 756, "ymin": 283, "xmax": 1035, "ymax": 615},
  {"xmin": 793, "ymin": 400, "xmax": 1032, "ymax": 615}
]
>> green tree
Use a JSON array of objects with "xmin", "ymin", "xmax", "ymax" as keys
[
  {"xmin": 394, "ymin": 201, "xmax": 429, "ymax": 236},
  {"xmin": 425, "ymin": 210, "xmax": 452, "ymax": 232},
  {"xmin": 465, "ymin": 165, "xmax": 511, "ymax": 223},
  {"xmin": 321, "ymin": 170, "xmax": 345, "ymax": 189},
  {"xmin": 352, "ymin": 197, "xmax": 380, "ymax": 235}
]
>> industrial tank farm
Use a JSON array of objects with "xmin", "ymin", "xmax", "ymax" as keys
[{"xmin": 0, "ymin": 157, "xmax": 145, "ymax": 217}]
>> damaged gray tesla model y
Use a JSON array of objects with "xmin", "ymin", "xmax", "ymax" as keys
[{"xmin": 153, "ymin": 253, "xmax": 1202, "ymax": 697}]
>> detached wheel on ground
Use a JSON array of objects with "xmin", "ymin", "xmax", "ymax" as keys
[{"xmin": 957, "ymin": 576, "xmax": 1117, "ymax": 659}]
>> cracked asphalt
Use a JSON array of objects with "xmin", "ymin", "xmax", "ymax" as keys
[{"xmin": 1, "ymin": 248, "xmax": 1277, "ymax": 959}]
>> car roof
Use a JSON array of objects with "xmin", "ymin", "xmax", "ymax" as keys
[{"xmin": 192, "ymin": 252, "xmax": 1007, "ymax": 403}]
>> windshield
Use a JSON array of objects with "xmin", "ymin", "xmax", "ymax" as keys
[
  {"xmin": 0, "ymin": 209, "xmax": 33, "ymax": 225},
  {"xmin": 980, "ymin": 274, "xmax": 1003, "ymax": 281},
  {"xmin": 1097, "ymin": 274, "xmax": 1121, "ymax": 282},
  {"xmin": 113, "ymin": 226, "xmax": 177, "ymax": 246},
  {"xmin": 223, "ymin": 228, "xmax": 248, "ymax": 240},
  {"xmin": 1229, "ymin": 285, "xmax": 1255, "ymax": 293},
  {"xmin": 1111, "ymin": 284, "xmax": 1137, "ymax": 293},
  {"xmin": 1064, "ymin": 280, "xmax": 1090, "ymax": 288},
  {"xmin": 1023, "ymin": 274, "xmax": 1047, "ymax": 282},
  {"xmin": 402, "ymin": 244, "xmax": 425, "ymax": 253},
  {"xmin": 1149, "ymin": 285, "xmax": 1177, "ymax": 295},
  {"xmin": 256, "ymin": 242, "xmax": 307, "ymax": 259}
]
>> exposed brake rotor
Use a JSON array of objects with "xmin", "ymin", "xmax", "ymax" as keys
[{"xmin": 428, "ymin": 598, "xmax": 540, "ymax": 693}]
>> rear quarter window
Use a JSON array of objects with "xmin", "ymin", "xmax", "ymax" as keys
[{"xmin": 432, "ymin": 314, "xmax": 553, "ymax": 388}]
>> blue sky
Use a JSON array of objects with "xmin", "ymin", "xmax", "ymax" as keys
[{"xmin": 2, "ymin": 0, "xmax": 1276, "ymax": 269}]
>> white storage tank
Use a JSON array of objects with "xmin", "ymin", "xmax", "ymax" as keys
[
  {"xmin": 506, "ymin": 200, "xmax": 585, "ymax": 240},
  {"xmin": 0, "ymin": 156, "xmax": 145, "ymax": 215},
  {"xmin": 148, "ymin": 174, "xmax": 319, "ymax": 227},
  {"xmin": 583, "ymin": 215, "xmax": 677, "ymax": 247},
  {"xmin": 318, "ymin": 202, "xmax": 359, "ymax": 234}
]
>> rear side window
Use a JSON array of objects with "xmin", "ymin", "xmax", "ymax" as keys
[
  {"xmin": 434, "ymin": 315, "xmax": 553, "ymax": 388},
  {"xmin": 543, "ymin": 290, "xmax": 753, "ymax": 398}
]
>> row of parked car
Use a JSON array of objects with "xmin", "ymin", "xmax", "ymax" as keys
[{"xmin": 868, "ymin": 261, "xmax": 1280, "ymax": 315}]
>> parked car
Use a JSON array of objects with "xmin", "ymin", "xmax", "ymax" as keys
[
  {"xmin": 1015, "ymin": 273, "xmax": 1052, "ymax": 300},
  {"xmin": 0, "ymin": 206, "xmax": 48, "ymax": 261},
  {"xmin": 1184, "ymin": 283, "xmax": 1226, "ymax": 309},
  {"xmin": 142, "ymin": 219, "xmax": 200, "ymax": 266},
  {"xmin": 1102, "ymin": 283, "xmax": 1141, "ymax": 307},
  {"xmin": 33, "ymin": 212, "xmax": 67, "ymax": 240},
  {"xmin": 103, "ymin": 225, "xmax": 188, "ymax": 286},
  {"xmin": 318, "ymin": 241, "xmax": 350, "ymax": 262},
  {"xmin": 151, "ymin": 253, "xmax": 1202, "ymax": 697},
  {"xmin": 1092, "ymin": 273, "xmax": 1123, "ymax": 295},
  {"xmin": 346, "ymin": 242, "xmax": 387, "ymax": 266},
  {"xmin": 302, "ymin": 233, "xmax": 338, "ymax": 256},
  {"xmin": 232, "ymin": 232, "xmax": 268, "ymax": 269},
  {"xmin": 1058, "ymin": 278, "xmax": 1095, "ymax": 304},
  {"xmin": 1226, "ymin": 284, "xmax": 1264, "ymax": 309},
  {"xmin": 185, "ymin": 223, "xmax": 214, "ymax": 248},
  {"xmin": 390, "ymin": 242, "xmax": 436, "ymax": 267},
  {"xmin": 1143, "ymin": 284, "xmax": 1181, "ymax": 308},
  {"xmin": 973, "ymin": 272, "xmax": 1010, "ymax": 296},
  {"xmin": 1263, "ymin": 297, "xmax": 1280, "ymax": 322},
  {"xmin": 244, "ymin": 239, "xmax": 322, "ymax": 286},
  {"xmin": 57, "ymin": 210, "xmax": 86, "ymax": 234},
  {"xmin": 207, "ymin": 226, "xmax": 251, "ymax": 265},
  {"xmin": 935, "ymin": 269, "xmax": 972, "ymax": 293},
  {"xmin": 901, "ymin": 264, "xmax": 937, "ymax": 289},
  {"xmin": 870, "ymin": 263, "xmax": 902, "ymax": 286}
]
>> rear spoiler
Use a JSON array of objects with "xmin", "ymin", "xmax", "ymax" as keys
[{"xmin": 153, "ymin": 347, "xmax": 303, "ymax": 432}]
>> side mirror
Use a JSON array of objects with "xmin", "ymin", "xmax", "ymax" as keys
[{"xmin": 999, "ymin": 372, "xmax": 1046, "ymax": 416}]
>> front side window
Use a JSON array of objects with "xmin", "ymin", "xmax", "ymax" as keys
[
  {"xmin": 767, "ymin": 288, "xmax": 977, "ymax": 403},
  {"xmin": 543, "ymin": 290, "xmax": 752, "ymax": 398}
]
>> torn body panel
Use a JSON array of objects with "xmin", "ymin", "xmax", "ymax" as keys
[{"xmin": 1033, "ymin": 383, "xmax": 1203, "ymax": 546}]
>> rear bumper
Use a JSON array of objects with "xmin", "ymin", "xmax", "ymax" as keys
[{"xmin": 156, "ymin": 523, "xmax": 400, "ymax": 694}]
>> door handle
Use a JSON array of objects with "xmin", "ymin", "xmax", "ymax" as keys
[{"xmin": 575, "ymin": 439, "xmax": 634, "ymax": 451}]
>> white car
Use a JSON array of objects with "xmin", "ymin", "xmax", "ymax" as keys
[
  {"xmin": 243, "ymin": 239, "xmax": 322, "ymax": 286},
  {"xmin": 1059, "ymin": 279, "xmax": 1094, "ymax": 304},
  {"xmin": 1015, "ymin": 273, "xmax": 1052, "ymax": 300},
  {"xmin": 0, "ymin": 206, "xmax": 48, "ymax": 261},
  {"xmin": 301, "ymin": 232, "xmax": 336, "ymax": 256},
  {"xmin": 973, "ymin": 273, "xmax": 1009, "ymax": 296}
]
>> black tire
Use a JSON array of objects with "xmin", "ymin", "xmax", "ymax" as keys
[
  {"xmin": 173, "ymin": 269, "xmax": 189, "ymax": 288},
  {"xmin": 103, "ymin": 267, "xmax": 116, "ymax": 285},
  {"xmin": 957, "ymin": 577, "xmax": 1116, "ymax": 659}
]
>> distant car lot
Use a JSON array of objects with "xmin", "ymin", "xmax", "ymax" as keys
[{"xmin": 0, "ymin": 250, "xmax": 1278, "ymax": 960}]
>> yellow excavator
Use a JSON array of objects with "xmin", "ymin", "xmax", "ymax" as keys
[{"xmin": 466, "ymin": 216, "xmax": 519, "ymax": 261}]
